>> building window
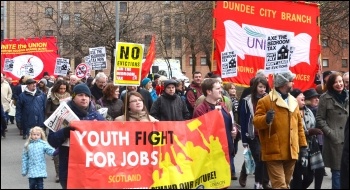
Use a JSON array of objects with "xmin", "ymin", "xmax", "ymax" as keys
[
  {"xmin": 45, "ymin": 30, "xmax": 53, "ymax": 36},
  {"xmin": 144, "ymin": 14, "xmax": 152, "ymax": 27},
  {"xmin": 94, "ymin": 13, "xmax": 102, "ymax": 21},
  {"xmin": 165, "ymin": 35, "xmax": 171, "ymax": 49},
  {"xmin": 175, "ymin": 36, "xmax": 182, "ymax": 49},
  {"xmin": 200, "ymin": 57, "xmax": 207, "ymax": 65},
  {"xmin": 164, "ymin": 15, "xmax": 171, "ymax": 28},
  {"xmin": 189, "ymin": 57, "xmax": 194, "ymax": 65},
  {"xmin": 322, "ymin": 59, "xmax": 329, "ymax": 67},
  {"xmin": 45, "ymin": 7, "xmax": 53, "ymax": 18},
  {"xmin": 1, "ymin": 6, "xmax": 4, "ymax": 20},
  {"xmin": 342, "ymin": 59, "xmax": 348, "ymax": 68},
  {"xmin": 74, "ymin": 1, "xmax": 81, "ymax": 3},
  {"xmin": 1, "ymin": 30, "xmax": 4, "ymax": 40},
  {"xmin": 322, "ymin": 39, "xmax": 328, "ymax": 47},
  {"xmin": 74, "ymin": 13, "xmax": 81, "ymax": 26},
  {"xmin": 342, "ymin": 39, "xmax": 348, "ymax": 48},
  {"xmin": 144, "ymin": 35, "xmax": 152, "ymax": 45},
  {"xmin": 120, "ymin": 2, "xmax": 127, "ymax": 13},
  {"xmin": 62, "ymin": 13, "xmax": 70, "ymax": 26},
  {"xmin": 174, "ymin": 14, "xmax": 181, "ymax": 28}
]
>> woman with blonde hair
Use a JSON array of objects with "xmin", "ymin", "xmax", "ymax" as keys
[
  {"xmin": 115, "ymin": 91, "xmax": 158, "ymax": 121},
  {"xmin": 22, "ymin": 126, "xmax": 58, "ymax": 189}
]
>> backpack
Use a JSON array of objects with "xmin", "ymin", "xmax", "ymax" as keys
[{"xmin": 184, "ymin": 87, "xmax": 198, "ymax": 118}]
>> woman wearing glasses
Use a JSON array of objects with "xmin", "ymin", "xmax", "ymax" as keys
[{"xmin": 115, "ymin": 91, "xmax": 158, "ymax": 122}]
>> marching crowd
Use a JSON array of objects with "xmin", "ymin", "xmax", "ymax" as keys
[{"xmin": 1, "ymin": 69, "xmax": 349, "ymax": 189}]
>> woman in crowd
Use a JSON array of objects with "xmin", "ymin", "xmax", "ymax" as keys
[
  {"xmin": 303, "ymin": 88, "xmax": 325, "ymax": 189},
  {"xmin": 45, "ymin": 80, "xmax": 71, "ymax": 183},
  {"xmin": 95, "ymin": 83, "xmax": 123, "ymax": 121},
  {"xmin": 289, "ymin": 89, "xmax": 323, "ymax": 189},
  {"xmin": 316, "ymin": 72, "xmax": 349, "ymax": 189},
  {"xmin": 37, "ymin": 79, "xmax": 49, "ymax": 95},
  {"xmin": 239, "ymin": 76, "xmax": 270, "ymax": 189},
  {"xmin": 115, "ymin": 91, "xmax": 158, "ymax": 122},
  {"xmin": 141, "ymin": 78, "xmax": 158, "ymax": 102}
]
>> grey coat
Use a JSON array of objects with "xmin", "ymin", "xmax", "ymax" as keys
[{"xmin": 316, "ymin": 91, "xmax": 349, "ymax": 170}]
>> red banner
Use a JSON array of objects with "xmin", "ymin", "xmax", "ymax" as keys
[
  {"xmin": 1, "ymin": 37, "xmax": 58, "ymax": 81},
  {"xmin": 213, "ymin": 1, "xmax": 320, "ymax": 91},
  {"xmin": 68, "ymin": 110, "xmax": 231, "ymax": 189}
]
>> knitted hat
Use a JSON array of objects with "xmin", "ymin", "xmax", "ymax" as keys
[
  {"xmin": 72, "ymin": 84, "xmax": 91, "ymax": 97},
  {"xmin": 163, "ymin": 79, "xmax": 178, "ymax": 88},
  {"xmin": 303, "ymin": 88, "xmax": 320, "ymax": 100},
  {"xmin": 141, "ymin": 78, "xmax": 151, "ymax": 87},
  {"xmin": 39, "ymin": 78, "xmax": 47, "ymax": 85},
  {"xmin": 274, "ymin": 71, "xmax": 296, "ymax": 88},
  {"xmin": 255, "ymin": 69, "xmax": 267, "ymax": 78},
  {"xmin": 290, "ymin": 88, "xmax": 303, "ymax": 98}
]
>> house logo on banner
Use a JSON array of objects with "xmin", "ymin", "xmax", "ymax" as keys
[
  {"xmin": 89, "ymin": 47, "xmax": 107, "ymax": 70},
  {"xmin": 3, "ymin": 58, "xmax": 14, "ymax": 72},
  {"xmin": 264, "ymin": 34, "xmax": 291, "ymax": 73},
  {"xmin": 75, "ymin": 63, "xmax": 89, "ymax": 79},
  {"xmin": 54, "ymin": 58, "xmax": 70, "ymax": 76},
  {"xmin": 221, "ymin": 50, "xmax": 237, "ymax": 78}
]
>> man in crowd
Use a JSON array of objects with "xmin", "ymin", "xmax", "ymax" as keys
[
  {"xmin": 1, "ymin": 73, "xmax": 12, "ymax": 125},
  {"xmin": 343, "ymin": 72, "xmax": 349, "ymax": 92},
  {"xmin": 90, "ymin": 72, "xmax": 107, "ymax": 101},
  {"xmin": 16, "ymin": 78, "xmax": 47, "ymax": 139},
  {"xmin": 253, "ymin": 71, "xmax": 307, "ymax": 188},
  {"xmin": 185, "ymin": 71, "xmax": 203, "ymax": 118}
]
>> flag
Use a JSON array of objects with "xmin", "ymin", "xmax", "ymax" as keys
[{"xmin": 141, "ymin": 35, "xmax": 156, "ymax": 79}]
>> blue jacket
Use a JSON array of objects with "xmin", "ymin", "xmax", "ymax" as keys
[
  {"xmin": 48, "ymin": 100, "xmax": 105, "ymax": 183},
  {"xmin": 16, "ymin": 89, "xmax": 47, "ymax": 128},
  {"xmin": 22, "ymin": 139, "xmax": 56, "ymax": 178}
]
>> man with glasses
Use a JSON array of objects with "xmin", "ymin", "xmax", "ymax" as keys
[{"xmin": 90, "ymin": 72, "xmax": 107, "ymax": 101}]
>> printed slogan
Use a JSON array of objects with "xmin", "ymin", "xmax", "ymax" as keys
[{"xmin": 67, "ymin": 110, "xmax": 231, "ymax": 189}]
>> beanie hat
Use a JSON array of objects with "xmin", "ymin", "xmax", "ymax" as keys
[
  {"xmin": 141, "ymin": 78, "xmax": 151, "ymax": 87},
  {"xmin": 290, "ymin": 88, "xmax": 303, "ymax": 98},
  {"xmin": 274, "ymin": 71, "xmax": 296, "ymax": 88},
  {"xmin": 39, "ymin": 78, "xmax": 47, "ymax": 85},
  {"xmin": 72, "ymin": 84, "xmax": 91, "ymax": 97},
  {"xmin": 256, "ymin": 69, "xmax": 267, "ymax": 78},
  {"xmin": 163, "ymin": 79, "xmax": 178, "ymax": 88}
]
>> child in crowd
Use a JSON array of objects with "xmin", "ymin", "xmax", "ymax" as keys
[{"xmin": 22, "ymin": 126, "xmax": 58, "ymax": 189}]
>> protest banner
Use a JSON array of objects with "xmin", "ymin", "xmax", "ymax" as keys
[
  {"xmin": 213, "ymin": 1, "xmax": 320, "ymax": 91},
  {"xmin": 67, "ymin": 110, "xmax": 231, "ymax": 189},
  {"xmin": 114, "ymin": 42, "xmax": 144, "ymax": 86},
  {"xmin": 1, "ymin": 36, "xmax": 59, "ymax": 81},
  {"xmin": 89, "ymin": 47, "xmax": 107, "ymax": 70},
  {"xmin": 54, "ymin": 58, "xmax": 70, "ymax": 76}
]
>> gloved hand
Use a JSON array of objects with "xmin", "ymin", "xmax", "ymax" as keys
[
  {"xmin": 266, "ymin": 110, "xmax": 275, "ymax": 124},
  {"xmin": 63, "ymin": 126, "xmax": 75, "ymax": 138},
  {"xmin": 308, "ymin": 128, "xmax": 323, "ymax": 136},
  {"xmin": 299, "ymin": 147, "xmax": 309, "ymax": 168},
  {"xmin": 53, "ymin": 148, "xmax": 59, "ymax": 156}
]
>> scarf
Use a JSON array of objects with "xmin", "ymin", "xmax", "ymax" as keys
[
  {"xmin": 162, "ymin": 92, "xmax": 177, "ymax": 100},
  {"xmin": 128, "ymin": 111, "xmax": 149, "ymax": 121},
  {"xmin": 50, "ymin": 92, "xmax": 71, "ymax": 105},
  {"xmin": 328, "ymin": 89, "xmax": 348, "ymax": 105},
  {"xmin": 24, "ymin": 87, "xmax": 37, "ymax": 96}
]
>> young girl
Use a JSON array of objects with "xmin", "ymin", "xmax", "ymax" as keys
[{"xmin": 22, "ymin": 126, "xmax": 58, "ymax": 189}]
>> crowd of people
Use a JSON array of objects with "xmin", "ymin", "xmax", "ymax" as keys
[{"xmin": 1, "ymin": 69, "xmax": 349, "ymax": 189}]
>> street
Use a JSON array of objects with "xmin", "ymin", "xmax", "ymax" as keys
[{"xmin": 1, "ymin": 123, "xmax": 332, "ymax": 189}]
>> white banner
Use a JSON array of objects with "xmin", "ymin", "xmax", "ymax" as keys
[
  {"xmin": 54, "ymin": 58, "xmax": 70, "ymax": 75},
  {"xmin": 89, "ymin": 47, "xmax": 107, "ymax": 70}
]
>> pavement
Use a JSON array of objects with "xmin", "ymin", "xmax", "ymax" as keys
[{"xmin": 1, "ymin": 123, "xmax": 332, "ymax": 189}]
